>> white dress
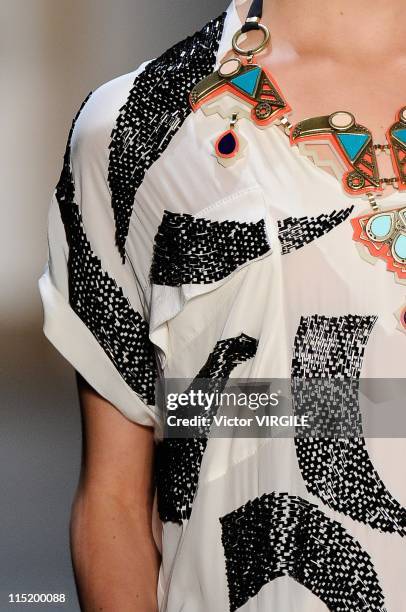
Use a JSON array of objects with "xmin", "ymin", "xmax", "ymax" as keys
[{"xmin": 40, "ymin": 2, "xmax": 406, "ymax": 610}]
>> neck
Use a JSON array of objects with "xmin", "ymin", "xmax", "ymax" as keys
[{"xmin": 238, "ymin": 0, "xmax": 406, "ymax": 62}]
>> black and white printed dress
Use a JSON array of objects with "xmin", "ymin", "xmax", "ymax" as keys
[{"xmin": 40, "ymin": 2, "xmax": 406, "ymax": 610}]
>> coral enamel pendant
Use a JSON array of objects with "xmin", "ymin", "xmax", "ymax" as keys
[
  {"xmin": 351, "ymin": 203, "xmax": 406, "ymax": 336},
  {"xmin": 215, "ymin": 129, "xmax": 239, "ymax": 158},
  {"xmin": 213, "ymin": 113, "xmax": 247, "ymax": 167},
  {"xmin": 290, "ymin": 111, "xmax": 382, "ymax": 196},
  {"xmin": 351, "ymin": 206, "xmax": 406, "ymax": 283}
]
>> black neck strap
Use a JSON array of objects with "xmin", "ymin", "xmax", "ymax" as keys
[{"xmin": 241, "ymin": 0, "xmax": 263, "ymax": 33}]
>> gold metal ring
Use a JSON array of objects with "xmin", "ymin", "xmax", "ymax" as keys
[{"xmin": 232, "ymin": 24, "xmax": 270, "ymax": 57}]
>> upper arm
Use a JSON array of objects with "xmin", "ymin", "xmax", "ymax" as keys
[{"xmin": 77, "ymin": 374, "xmax": 155, "ymax": 510}]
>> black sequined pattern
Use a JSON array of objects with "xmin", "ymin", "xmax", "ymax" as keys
[
  {"xmin": 292, "ymin": 378, "xmax": 363, "ymax": 438},
  {"xmin": 278, "ymin": 206, "xmax": 354, "ymax": 254},
  {"xmin": 292, "ymin": 314, "xmax": 376, "ymax": 379},
  {"xmin": 156, "ymin": 334, "xmax": 258, "ymax": 523},
  {"xmin": 292, "ymin": 315, "xmax": 406, "ymax": 535},
  {"xmin": 150, "ymin": 210, "xmax": 271, "ymax": 285},
  {"xmin": 55, "ymin": 96, "xmax": 157, "ymax": 406},
  {"xmin": 108, "ymin": 13, "xmax": 226, "ymax": 261},
  {"xmin": 220, "ymin": 492, "xmax": 387, "ymax": 612}
]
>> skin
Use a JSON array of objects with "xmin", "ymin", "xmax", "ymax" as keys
[
  {"xmin": 71, "ymin": 2, "xmax": 405, "ymax": 610},
  {"xmin": 71, "ymin": 375, "xmax": 160, "ymax": 611}
]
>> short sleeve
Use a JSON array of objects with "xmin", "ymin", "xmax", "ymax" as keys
[{"xmin": 39, "ymin": 64, "xmax": 160, "ymax": 428}]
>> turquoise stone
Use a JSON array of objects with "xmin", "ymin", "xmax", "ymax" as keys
[
  {"xmin": 393, "ymin": 234, "xmax": 406, "ymax": 260},
  {"xmin": 230, "ymin": 67, "xmax": 261, "ymax": 97},
  {"xmin": 393, "ymin": 128, "xmax": 406, "ymax": 145},
  {"xmin": 370, "ymin": 215, "xmax": 392, "ymax": 238},
  {"xmin": 337, "ymin": 133, "xmax": 369, "ymax": 161}
]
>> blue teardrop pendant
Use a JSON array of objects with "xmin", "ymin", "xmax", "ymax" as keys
[{"xmin": 215, "ymin": 129, "xmax": 240, "ymax": 159}]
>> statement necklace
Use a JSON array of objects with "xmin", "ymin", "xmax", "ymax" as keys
[{"xmin": 189, "ymin": 0, "xmax": 406, "ymax": 334}]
